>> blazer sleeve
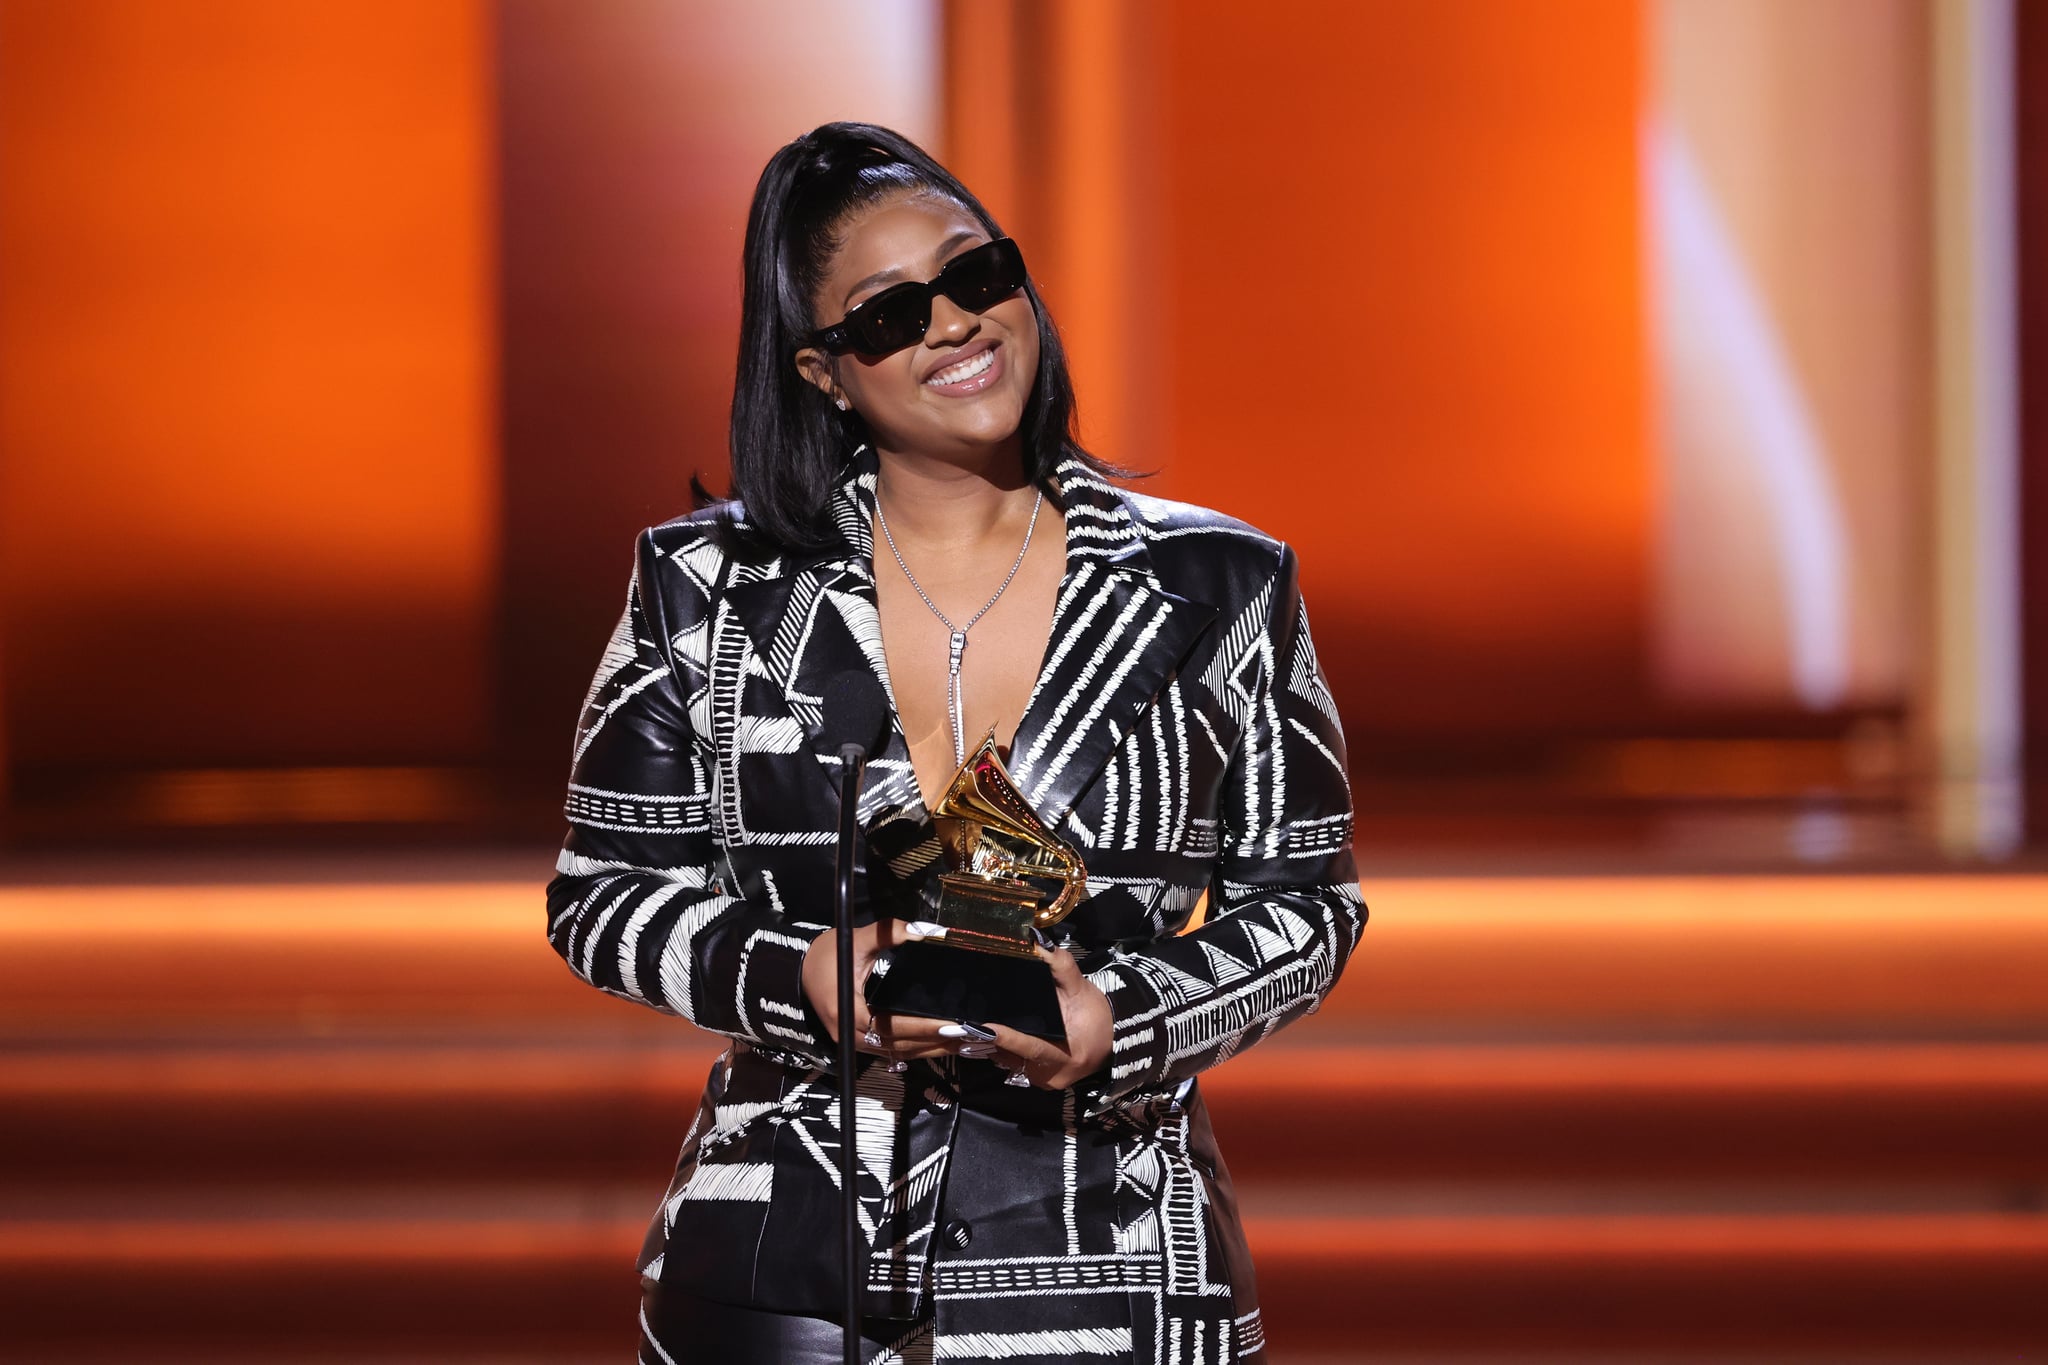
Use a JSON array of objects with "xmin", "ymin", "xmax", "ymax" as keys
[
  {"xmin": 1080, "ymin": 541, "xmax": 1367, "ymax": 1110},
  {"xmin": 543, "ymin": 529, "xmax": 833, "ymax": 1069}
]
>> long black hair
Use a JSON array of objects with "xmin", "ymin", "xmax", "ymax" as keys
[{"xmin": 697, "ymin": 121, "xmax": 1119, "ymax": 558}]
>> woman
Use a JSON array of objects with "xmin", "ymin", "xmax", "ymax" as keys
[{"xmin": 547, "ymin": 122, "xmax": 1365, "ymax": 1365}]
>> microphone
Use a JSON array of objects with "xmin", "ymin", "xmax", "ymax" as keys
[
  {"xmin": 822, "ymin": 671, "xmax": 888, "ymax": 769},
  {"xmin": 821, "ymin": 671, "xmax": 884, "ymax": 1365}
]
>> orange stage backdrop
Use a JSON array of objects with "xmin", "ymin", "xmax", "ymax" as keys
[
  {"xmin": 947, "ymin": 1, "xmax": 1651, "ymax": 754},
  {"xmin": 0, "ymin": 0, "xmax": 498, "ymax": 772},
  {"xmin": 0, "ymin": 0, "xmax": 1911, "ymax": 829},
  {"xmin": 1157, "ymin": 1, "xmax": 1652, "ymax": 744}
]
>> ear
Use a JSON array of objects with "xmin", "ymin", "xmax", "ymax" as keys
[{"xmin": 794, "ymin": 348, "xmax": 848, "ymax": 411}]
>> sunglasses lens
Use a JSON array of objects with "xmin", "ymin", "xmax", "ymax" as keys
[
  {"xmin": 938, "ymin": 239, "xmax": 1026, "ymax": 313},
  {"xmin": 847, "ymin": 283, "xmax": 931, "ymax": 355}
]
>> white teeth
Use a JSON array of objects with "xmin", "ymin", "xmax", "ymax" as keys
[{"xmin": 926, "ymin": 348, "xmax": 995, "ymax": 386}]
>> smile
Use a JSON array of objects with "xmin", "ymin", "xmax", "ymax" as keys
[{"xmin": 924, "ymin": 344, "xmax": 1002, "ymax": 393}]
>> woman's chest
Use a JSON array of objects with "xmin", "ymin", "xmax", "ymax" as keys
[
  {"xmin": 875, "ymin": 521, "xmax": 1066, "ymax": 811},
  {"xmin": 695, "ymin": 546, "xmax": 1243, "ymax": 941}
]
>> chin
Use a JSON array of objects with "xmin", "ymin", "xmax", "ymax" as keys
[
  {"xmin": 951, "ymin": 403, "xmax": 1030, "ymax": 448},
  {"xmin": 910, "ymin": 386, "xmax": 1022, "ymax": 442}
]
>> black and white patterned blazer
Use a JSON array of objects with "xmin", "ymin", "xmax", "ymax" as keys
[{"xmin": 546, "ymin": 445, "xmax": 1366, "ymax": 1364}]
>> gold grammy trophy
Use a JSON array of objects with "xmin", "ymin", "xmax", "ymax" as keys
[
  {"xmin": 930, "ymin": 730, "xmax": 1087, "ymax": 956},
  {"xmin": 865, "ymin": 730, "xmax": 1085, "ymax": 1041}
]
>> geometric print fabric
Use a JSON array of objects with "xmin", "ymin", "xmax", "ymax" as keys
[{"xmin": 547, "ymin": 447, "xmax": 1366, "ymax": 1363}]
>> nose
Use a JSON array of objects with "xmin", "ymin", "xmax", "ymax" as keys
[{"xmin": 924, "ymin": 291, "xmax": 977, "ymax": 344}]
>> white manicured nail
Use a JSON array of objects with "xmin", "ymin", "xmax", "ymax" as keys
[{"xmin": 905, "ymin": 920, "xmax": 947, "ymax": 940}]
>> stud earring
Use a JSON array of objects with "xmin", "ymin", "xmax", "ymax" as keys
[{"xmin": 834, "ymin": 396, "xmax": 850, "ymax": 411}]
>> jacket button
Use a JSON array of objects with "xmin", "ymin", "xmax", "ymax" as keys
[{"xmin": 943, "ymin": 1218, "xmax": 972, "ymax": 1248}]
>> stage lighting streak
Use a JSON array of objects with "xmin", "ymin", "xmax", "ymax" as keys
[
  {"xmin": 0, "ymin": 1046, "xmax": 718, "ymax": 1100},
  {"xmin": 5, "ymin": 1211, "xmax": 2043, "ymax": 1268},
  {"xmin": 1245, "ymin": 1212, "xmax": 2048, "ymax": 1258},
  {"xmin": 0, "ymin": 883, "xmax": 541, "ymax": 942},
  {"xmin": 1646, "ymin": 118, "xmax": 1849, "ymax": 710},
  {"xmin": 126, "ymin": 766, "xmax": 478, "ymax": 825},
  {"xmin": 2, "ymin": 876, "xmax": 2043, "ymax": 1030},
  {"xmin": 15, "ymin": 1039, "xmax": 2040, "ymax": 1103},
  {"xmin": 1932, "ymin": 0, "xmax": 2024, "ymax": 858},
  {"xmin": 0, "ymin": 1217, "xmax": 644, "ymax": 1266}
]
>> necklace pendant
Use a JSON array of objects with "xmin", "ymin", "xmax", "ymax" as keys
[{"xmin": 872, "ymin": 483, "xmax": 1043, "ymax": 773}]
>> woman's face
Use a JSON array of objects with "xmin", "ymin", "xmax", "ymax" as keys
[{"xmin": 796, "ymin": 190, "xmax": 1039, "ymax": 463}]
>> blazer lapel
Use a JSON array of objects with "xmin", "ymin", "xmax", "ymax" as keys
[
  {"xmin": 718, "ymin": 450, "xmax": 1217, "ymax": 866},
  {"xmin": 1004, "ymin": 463, "xmax": 1219, "ymax": 823},
  {"xmin": 722, "ymin": 559, "xmax": 889, "ymax": 767},
  {"xmin": 719, "ymin": 451, "xmax": 930, "ymax": 851}
]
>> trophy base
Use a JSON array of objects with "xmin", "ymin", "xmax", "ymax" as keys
[
  {"xmin": 863, "ymin": 939, "xmax": 1067, "ymax": 1044},
  {"xmin": 934, "ymin": 872, "xmax": 1049, "ymax": 960}
]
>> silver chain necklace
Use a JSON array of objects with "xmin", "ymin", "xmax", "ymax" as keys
[{"xmin": 875, "ymin": 484, "xmax": 1045, "ymax": 767}]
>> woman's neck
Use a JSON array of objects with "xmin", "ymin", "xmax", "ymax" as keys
[{"xmin": 872, "ymin": 441, "xmax": 1037, "ymax": 550}]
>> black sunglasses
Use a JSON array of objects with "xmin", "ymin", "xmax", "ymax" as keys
[{"xmin": 810, "ymin": 237, "xmax": 1028, "ymax": 358}]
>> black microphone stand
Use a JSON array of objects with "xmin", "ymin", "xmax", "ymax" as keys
[{"xmin": 834, "ymin": 738, "xmax": 869, "ymax": 1365}]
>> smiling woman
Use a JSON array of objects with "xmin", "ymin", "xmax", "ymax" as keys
[
  {"xmin": 543, "ymin": 122, "xmax": 1366, "ymax": 1365},
  {"xmin": 803, "ymin": 222, "xmax": 1037, "ymax": 450}
]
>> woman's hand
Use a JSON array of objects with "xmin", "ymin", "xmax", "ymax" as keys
[
  {"xmin": 802, "ymin": 920, "xmax": 960, "ymax": 1063},
  {"xmin": 986, "ymin": 942, "xmax": 1113, "ymax": 1091},
  {"xmin": 802, "ymin": 923, "xmax": 1113, "ymax": 1086}
]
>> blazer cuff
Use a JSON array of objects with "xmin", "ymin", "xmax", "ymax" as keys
[
  {"xmin": 1075, "ymin": 955, "xmax": 1174, "ymax": 1113},
  {"xmin": 734, "ymin": 916, "xmax": 834, "ymax": 1066}
]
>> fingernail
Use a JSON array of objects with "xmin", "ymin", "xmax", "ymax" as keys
[
  {"xmin": 956, "ymin": 1043, "xmax": 997, "ymax": 1058},
  {"xmin": 905, "ymin": 921, "xmax": 947, "ymax": 940},
  {"xmin": 937, "ymin": 1021, "xmax": 996, "ymax": 1042}
]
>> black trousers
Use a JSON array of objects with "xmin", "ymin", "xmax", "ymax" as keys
[{"xmin": 638, "ymin": 1283, "xmax": 931, "ymax": 1364}]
